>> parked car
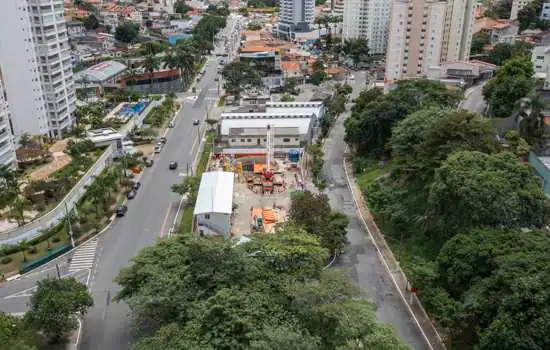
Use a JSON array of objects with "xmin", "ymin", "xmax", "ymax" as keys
[
  {"xmin": 126, "ymin": 189, "xmax": 137, "ymax": 199},
  {"xmin": 169, "ymin": 121, "xmax": 175, "ymax": 128},
  {"xmin": 193, "ymin": 119, "xmax": 200, "ymax": 125},
  {"xmin": 214, "ymin": 76, "xmax": 219, "ymax": 81},
  {"xmin": 159, "ymin": 137, "xmax": 167, "ymax": 144},
  {"xmin": 169, "ymin": 161, "xmax": 178, "ymax": 170},
  {"xmin": 132, "ymin": 182, "xmax": 141, "ymax": 191},
  {"xmin": 116, "ymin": 205, "xmax": 128, "ymax": 217},
  {"xmin": 144, "ymin": 158, "xmax": 154, "ymax": 167}
]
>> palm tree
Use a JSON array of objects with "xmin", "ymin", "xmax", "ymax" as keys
[
  {"xmin": 0, "ymin": 165, "xmax": 19, "ymax": 211},
  {"xmin": 19, "ymin": 240, "xmax": 30, "ymax": 263},
  {"xmin": 143, "ymin": 54, "xmax": 160, "ymax": 93},
  {"xmin": 11, "ymin": 197, "xmax": 30, "ymax": 226},
  {"xmin": 514, "ymin": 91, "xmax": 549, "ymax": 152}
]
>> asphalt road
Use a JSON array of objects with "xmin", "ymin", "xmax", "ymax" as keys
[
  {"xmin": 323, "ymin": 72, "xmax": 430, "ymax": 350},
  {"xmin": 460, "ymin": 82, "xmax": 487, "ymax": 114},
  {"xmin": 78, "ymin": 62, "xmax": 221, "ymax": 350}
]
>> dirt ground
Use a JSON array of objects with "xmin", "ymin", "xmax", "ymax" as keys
[{"xmin": 29, "ymin": 140, "xmax": 71, "ymax": 181}]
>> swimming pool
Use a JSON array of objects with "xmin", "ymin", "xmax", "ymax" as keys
[{"xmin": 120, "ymin": 102, "xmax": 149, "ymax": 117}]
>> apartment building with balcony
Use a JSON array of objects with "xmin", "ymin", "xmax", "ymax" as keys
[
  {"xmin": 0, "ymin": 0, "xmax": 75, "ymax": 140},
  {"xmin": 0, "ymin": 72, "xmax": 17, "ymax": 169},
  {"xmin": 385, "ymin": 0, "xmax": 475, "ymax": 82},
  {"xmin": 342, "ymin": 0, "xmax": 390, "ymax": 54},
  {"xmin": 277, "ymin": 0, "xmax": 315, "ymax": 38},
  {"xmin": 0, "ymin": 0, "xmax": 50, "ymax": 138},
  {"xmin": 30, "ymin": 0, "xmax": 77, "ymax": 138}
]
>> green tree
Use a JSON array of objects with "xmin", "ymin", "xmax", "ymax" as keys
[
  {"xmin": 115, "ymin": 22, "xmax": 140, "ymax": 43},
  {"xmin": 487, "ymin": 41, "xmax": 533, "ymax": 65},
  {"xmin": 11, "ymin": 197, "xmax": 31, "ymax": 226},
  {"xmin": 143, "ymin": 54, "xmax": 160, "ymax": 92},
  {"xmin": 426, "ymin": 151, "xmax": 550, "ymax": 235},
  {"xmin": 483, "ymin": 56, "xmax": 535, "ymax": 119},
  {"xmin": 484, "ymin": 0, "xmax": 512, "ymax": 19},
  {"xmin": 514, "ymin": 91, "xmax": 549, "ymax": 151},
  {"xmin": 342, "ymin": 38, "xmax": 370, "ymax": 68},
  {"xmin": 222, "ymin": 61, "xmax": 262, "ymax": 99},
  {"xmin": 0, "ymin": 165, "xmax": 20, "ymax": 211},
  {"xmin": 25, "ymin": 278, "xmax": 93, "ymax": 343},
  {"xmin": 470, "ymin": 31, "xmax": 490, "ymax": 56},
  {"xmin": 309, "ymin": 60, "xmax": 326, "ymax": 86},
  {"xmin": 0, "ymin": 313, "xmax": 38, "ymax": 350},
  {"xmin": 345, "ymin": 80, "xmax": 462, "ymax": 158},
  {"xmin": 174, "ymin": 0, "xmax": 192, "ymax": 15},
  {"xmin": 82, "ymin": 15, "xmax": 99, "ymax": 30},
  {"xmin": 115, "ymin": 232, "xmax": 408, "ymax": 349},
  {"xmin": 517, "ymin": 0, "xmax": 548, "ymax": 31},
  {"xmin": 171, "ymin": 176, "xmax": 200, "ymax": 205},
  {"xmin": 390, "ymin": 108, "xmax": 497, "ymax": 182}
]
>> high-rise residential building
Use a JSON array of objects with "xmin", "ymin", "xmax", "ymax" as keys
[
  {"xmin": 440, "ymin": 0, "xmax": 475, "ymax": 62},
  {"xmin": 342, "ymin": 0, "xmax": 390, "ymax": 54},
  {"xmin": 333, "ymin": 0, "xmax": 345, "ymax": 16},
  {"xmin": 277, "ymin": 0, "xmax": 315, "ymax": 38},
  {"xmin": 0, "ymin": 0, "xmax": 76, "ymax": 140},
  {"xmin": 510, "ymin": 0, "xmax": 534, "ymax": 20},
  {"xmin": 0, "ymin": 71, "xmax": 17, "ymax": 169},
  {"xmin": 385, "ymin": 0, "xmax": 475, "ymax": 82}
]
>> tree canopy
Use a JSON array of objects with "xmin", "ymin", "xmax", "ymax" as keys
[
  {"xmin": 345, "ymin": 80, "xmax": 462, "ymax": 157},
  {"xmin": 483, "ymin": 56, "xmax": 535, "ymax": 118},
  {"xmin": 115, "ymin": 22, "xmax": 140, "ymax": 43},
  {"xmin": 25, "ymin": 277, "xmax": 93, "ymax": 343},
  {"xmin": 486, "ymin": 40, "xmax": 533, "ymax": 66},
  {"xmin": 426, "ymin": 151, "xmax": 550, "ymax": 235},
  {"xmin": 222, "ymin": 61, "xmax": 263, "ymax": 98},
  {"xmin": 517, "ymin": 0, "xmax": 550, "ymax": 31},
  {"xmin": 115, "ymin": 229, "xmax": 408, "ymax": 349},
  {"xmin": 342, "ymin": 38, "xmax": 370, "ymax": 68}
]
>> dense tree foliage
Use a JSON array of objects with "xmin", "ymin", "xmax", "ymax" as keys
[
  {"xmin": 483, "ymin": 57, "xmax": 535, "ymax": 118},
  {"xmin": 222, "ymin": 61, "xmax": 263, "ymax": 98},
  {"xmin": 470, "ymin": 31, "xmax": 490, "ymax": 56},
  {"xmin": 426, "ymin": 151, "xmax": 550, "ymax": 235},
  {"xmin": 342, "ymin": 38, "xmax": 370, "ymax": 68},
  {"xmin": 115, "ymin": 22, "xmax": 140, "ymax": 43},
  {"xmin": 25, "ymin": 278, "xmax": 93, "ymax": 344},
  {"xmin": 289, "ymin": 191, "xmax": 349, "ymax": 255},
  {"xmin": 115, "ymin": 229, "xmax": 408, "ymax": 349},
  {"xmin": 344, "ymin": 80, "xmax": 462, "ymax": 157},
  {"xmin": 174, "ymin": 0, "xmax": 192, "ymax": 15},
  {"xmin": 349, "ymin": 74, "xmax": 550, "ymax": 348},
  {"xmin": 390, "ymin": 108, "xmax": 497, "ymax": 182},
  {"xmin": 483, "ymin": 0, "xmax": 512, "ymax": 19},
  {"xmin": 486, "ymin": 40, "xmax": 533, "ymax": 66},
  {"xmin": 518, "ymin": 0, "xmax": 550, "ymax": 31}
]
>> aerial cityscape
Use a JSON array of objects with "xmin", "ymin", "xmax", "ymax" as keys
[{"xmin": 0, "ymin": 0, "xmax": 549, "ymax": 349}]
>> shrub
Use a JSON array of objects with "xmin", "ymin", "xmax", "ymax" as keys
[
  {"xmin": 1, "ymin": 256, "xmax": 13, "ymax": 265},
  {"xmin": 51, "ymin": 237, "xmax": 61, "ymax": 243},
  {"xmin": 28, "ymin": 247, "xmax": 38, "ymax": 254}
]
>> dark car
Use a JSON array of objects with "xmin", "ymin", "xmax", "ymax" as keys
[
  {"xmin": 144, "ymin": 158, "xmax": 154, "ymax": 167},
  {"xmin": 116, "ymin": 205, "xmax": 128, "ymax": 217},
  {"xmin": 169, "ymin": 161, "xmax": 178, "ymax": 170},
  {"xmin": 159, "ymin": 137, "xmax": 167, "ymax": 144},
  {"xmin": 126, "ymin": 189, "xmax": 137, "ymax": 199},
  {"xmin": 132, "ymin": 182, "xmax": 141, "ymax": 191},
  {"xmin": 193, "ymin": 119, "xmax": 200, "ymax": 125}
]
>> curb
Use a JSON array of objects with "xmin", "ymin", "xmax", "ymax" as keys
[{"xmin": 342, "ymin": 158, "xmax": 440, "ymax": 350}]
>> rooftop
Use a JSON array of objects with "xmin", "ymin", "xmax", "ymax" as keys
[
  {"xmin": 75, "ymin": 60, "xmax": 127, "ymax": 83},
  {"xmin": 194, "ymin": 171, "xmax": 235, "ymax": 215},
  {"xmin": 281, "ymin": 61, "xmax": 300, "ymax": 72},
  {"xmin": 220, "ymin": 116, "xmax": 313, "ymax": 136}
]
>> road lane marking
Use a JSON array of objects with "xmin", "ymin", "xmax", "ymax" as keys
[
  {"xmin": 159, "ymin": 203, "xmax": 173, "ymax": 238},
  {"xmin": 68, "ymin": 238, "xmax": 98, "ymax": 273}
]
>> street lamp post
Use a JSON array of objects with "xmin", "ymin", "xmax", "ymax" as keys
[{"xmin": 64, "ymin": 201, "xmax": 75, "ymax": 248}]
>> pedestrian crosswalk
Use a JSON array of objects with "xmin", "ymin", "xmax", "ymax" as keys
[{"xmin": 68, "ymin": 238, "xmax": 98, "ymax": 273}]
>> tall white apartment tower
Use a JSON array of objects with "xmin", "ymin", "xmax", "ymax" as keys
[
  {"xmin": 441, "ymin": 0, "xmax": 476, "ymax": 62},
  {"xmin": 29, "ymin": 0, "xmax": 76, "ymax": 138},
  {"xmin": 385, "ymin": 0, "xmax": 447, "ymax": 81},
  {"xmin": 342, "ymin": 0, "xmax": 390, "ymax": 54},
  {"xmin": 0, "ymin": 0, "xmax": 75, "ymax": 140},
  {"xmin": 0, "ymin": 0, "xmax": 50, "ymax": 138},
  {"xmin": 277, "ymin": 0, "xmax": 315, "ymax": 37},
  {"xmin": 0, "ymin": 71, "xmax": 17, "ymax": 169}
]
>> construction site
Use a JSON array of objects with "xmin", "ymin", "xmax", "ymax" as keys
[{"xmin": 205, "ymin": 127, "xmax": 307, "ymax": 237}]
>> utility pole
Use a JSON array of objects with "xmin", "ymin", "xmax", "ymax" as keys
[
  {"xmin": 56, "ymin": 263, "xmax": 61, "ymax": 279},
  {"xmin": 64, "ymin": 202, "xmax": 75, "ymax": 248}
]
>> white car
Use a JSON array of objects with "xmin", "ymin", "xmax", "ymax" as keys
[{"xmin": 348, "ymin": 74, "xmax": 355, "ymax": 80}]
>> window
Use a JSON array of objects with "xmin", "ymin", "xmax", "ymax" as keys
[
  {"xmin": 240, "ymin": 138, "xmax": 245, "ymax": 142},
  {"xmin": 247, "ymin": 138, "xmax": 251, "ymax": 142},
  {"xmin": 204, "ymin": 214, "xmax": 210, "ymax": 220},
  {"xmin": 283, "ymin": 138, "xmax": 291, "ymax": 142}
]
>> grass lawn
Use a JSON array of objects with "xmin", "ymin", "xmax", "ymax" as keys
[{"xmin": 0, "ymin": 231, "xmax": 69, "ymax": 275}]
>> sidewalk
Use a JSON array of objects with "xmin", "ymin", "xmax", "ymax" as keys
[{"xmin": 342, "ymin": 159, "xmax": 447, "ymax": 350}]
